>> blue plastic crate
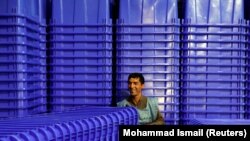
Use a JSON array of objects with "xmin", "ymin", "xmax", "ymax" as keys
[
  {"xmin": 0, "ymin": 34, "xmax": 39, "ymax": 43},
  {"xmin": 49, "ymin": 44, "xmax": 111, "ymax": 50},
  {"xmin": 0, "ymin": 109, "xmax": 30, "ymax": 118},
  {"xmin": 50, "ymin": 89, "xmax": 112, "ymax": 98},
  {"xmin": 49, "ymin": 57, "xmax": 112, "ymax": 65},
  {"xmin": 116, "ymin": 64, "xmax": 178, "ymax": 72},
  {"xmin": 98, "ymin": 115, "xmax": 111, "ymax": 140},
  {"xmin": 181, "ymin": 64, "xmax": 246, "ymax": 72},
  {"xmin": 181, "ymin": 88, "xmax": 245, "ymax": 96},
  {"xmin": 0, "ymin": 24, "xmax": 39, "ymax": 38},
  {"xmin": 0, "ymin": 63, "xmax": 46, "ymax": 72},
  {"xmin": 0, "ymin": 53, "xmax": 46, "ymax": 65},
  {"xmin": 181, "ymin": 56, "xmax": 246, "ymax": 63},
  {"xmin": 117, "ymin": 39, "xmax": 179, "ymax": 50},
  {"xmin": 0, "ymin": 0, "xmax": 40, "ymax": 18},
  {"xmin": 49, "ymin": 81, "xmax": 111, "ymax": 89},
  {"xmin": 50, "ymin": 32, "xmax": 112, "ymax": 41},
  {"xmin": 161, "ymin": 110, "xmax": 179, "ymax": 122},
  {"xmin": 184, "ymin": 0, "xmax": 244, "ymax": 23},
  {"xmin": 39, "ymin": 42, "xmax": 46, "ymax": 51},
  {"xmin": 0, "ymin": 106, "xmax": 137, "ymax": 140},
  {"xmin": 180, "ymin": 110, "xmax": 244, "ymax": 121},
  {"xmin": 2, "ymin": 108, "xmax": 138, "ymax": 140},
  {"xmin": 0, "ymin": 15, "xmax": 39, "ymax": 28},
  {"xmin": 116, "ymin": 23, "xmax": 180, "ymax": 33},
  {"xmin": 117, "ymin": 47, "xmax": 179, "ymax": 56},
  {"xmin": 0, "ymin": 72, "xmax": 46, "ymax": 80},
  {"xmin": 117, "ymin": 26, "xmax": 179, "ymax": 45},
  {"xmin": 39, "ymin": 31, "xmax": 46, "ymax": 42},
  {"xmin": 50, "ymin": 103, "xmax": 112, "ymax": 112},
  {"xmin": 0, "ymin": 105, "xmax": 46, "ymax": 118},
  {"xmin": 0, "ymin": 89, "xmax": 46, "ymax": 100},
  {"xmin": 181, "ymin": 72, "xmax": 246, "ymax": 81},
  {"xmin": 181, "ymin": 80, "xmax": 245, "ymax": 89},
  {"xmin": 0, "ymin": 44, "xmax": 45, "ymax": 56},
  {"xmin": 51, "ymin": 0, "xmax": 110, "ymax": 24},
  {"xmin": 49, "ymin": 49, "xmax": 112, "ymax": 57},
  {"xmin": 187, "ymin": 118, "xmax": 250, "ymax": 125},
  {"xmin": 119, "ymin": 0, "xmax": 178, "ymax": 23},
  {"xmin": 50, "ymin": 73, "xmax": 111, "ymax": 81},
  {"xmin": 50, "ymin": 42, "xmax": 112, "ymax": 49},
  {"xmin": 181, "ymin": 48, "xmax": 247, "ymax": 54},
  {"xmin": 50, "ymin": 65, "xmax": 112, "ymax": 73},
  {"xmin": 0, "ymin": 97, "xmax": 46, "ymax": 109},
  {"xmin": 0, "ymin": 40, "xmax": 40, "ymax": 50},
  {"xmin": 50, "ymin": 24, "xmax": 112, "ymax": 34},
  {"xmin": 117, "ymin": 72, "xmax": 179, "ymax": 80},
  {"xmin": 181, "ymin": 34, "xmax": 246, "ymax": 45},
  {"xmin": 38, "ymin": 0, "xmax": 47, "ymax": 23},
  {"xmin": 181, "ymin": 101, "xmax": 244, "ymax": 111},
  {"xmin": 0, "ymin": 81, "xmax": 46, "ymax": 90},
  {"xmin": 116, "ymin": 56, "xmax": 179, "ymax": 65},
  {"xmin": 0, "ymin": 57, "xmax": 46, "ymax": 66},
  {"xmin": 50, "ymin": 39, "xmax": 112, "ymax": 44},
  {"xmin": 181, "ymin": 93, "xmax": 245, "ymax": 103}
]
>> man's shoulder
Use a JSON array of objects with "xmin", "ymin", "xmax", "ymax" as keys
[
  {"xmin": 146, "ymin": 97, "xmax": 157, "ymax": 102},
  {"xmin": 117, "ymin": 99, "xmax": 129, "ymax": 107},
  {"xmin": 146, "ymin": 97, "xmax": 158, "ymax": 106}
]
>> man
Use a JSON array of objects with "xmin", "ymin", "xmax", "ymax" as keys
[{"xmin": 117, "ymin": 72, "xmax": 165, "ymax": 125}]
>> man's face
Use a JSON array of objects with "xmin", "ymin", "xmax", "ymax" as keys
[{"xmin": 128, "ymin": 77, "xmax": 144, "ymax": 97}]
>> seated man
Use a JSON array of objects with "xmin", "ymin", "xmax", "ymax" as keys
[{"xmin": 117, "ymin": 72, "xmax": 165, "ymax": 125}]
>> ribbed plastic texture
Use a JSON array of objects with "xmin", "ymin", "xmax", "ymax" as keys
[
  {"xmin": 187, "ymin": 118, "xmax": 250, "ymax": 125},
  {"xmin": 116, "ymin": 0, "xmax": 180, "ymax": 125},
  {"xmin": 0, "ymin": 106, "xmax": 138, "ymax": 141},
  {"xmin": 48, "ymin": 0, "xmax": 112, "ymax": 110},
  {"xmin": 180, "ymin": 0, "xmax": 246, "ymax": 124},
  {"xmin": 0, "ymin": 0, "xmax": 47, "ymax": 118}
]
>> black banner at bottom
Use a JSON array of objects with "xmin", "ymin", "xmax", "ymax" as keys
[{"xmin": 119, "ymin": 125, "xmax": 250, "ymax": 140}]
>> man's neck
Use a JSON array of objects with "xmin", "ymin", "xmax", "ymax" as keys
[{"xmin": 132, "ymin": 94, "xmax": 142, "ymax": 105}]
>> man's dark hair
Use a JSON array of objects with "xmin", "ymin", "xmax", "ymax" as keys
[{"xmin": 128, "ymin": 72, "xmax": 145, "ymax": 84}]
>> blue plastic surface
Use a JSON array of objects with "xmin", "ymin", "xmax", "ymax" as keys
[
  {"xmin": 49, "ymin": 57, "xmax": 112, "ymax": 65},
  {"xmin": 0, "ymin": 105, "xmax": 46, "ymax": 118},
  {"xmin": 50, "ymin": 41, "xmax": 111, "ymax": 49},
  {"xmin": 0, "ymin": 0, "xmax": 40, "ymax": 19},
  {"xmin": 0, "ymin": 107, "xmax": 138, "ymax": 140},
  {"xmin": 50, "ymin": 73, "xmax": 112, "ymax": 81},
  {"xmin": 0, "ymin": 97, "xmax": 46, "ymax": 108},
  {"xmin": 49, "ymin": 49, "xmax": 112, "ymax": 57},
  {"xmin": 0, "ymin": 20, "xmax": 39, "ymax": 36},
  {"xmin": 50, "ymin": 89, "xmax": 112, "ymax": 96},
  {"xmin": 0, "ymin": 72, "xmax": 46, "ymax": 80},
  {"xmin": 0, "ymin": 43, "xmax": 45, "ymax": 53},
  {"xmin": 119, "ymin": 0, "xmax": 178, "ymax": 23},
  {"xmin": 50, "ymin": 35, "xmax": 112, "ymax": 42},
  {"xmin": 51, "ymin": 0, "xmax": 110, "ymax": 24},
  {"xmin": 181, "ymin": 111, "xmax": 245, "ymax": 124},
  {"xmin": 50, "ymin": 25, "xmax": 112, "ymax": 34},
  {"xmin": 50, "ymin": 65, "xmax": 111, "ymax": 73},
  {"xmin": 184, "ymin": 0, "xmax": 244, "ymax": 23},
  {"xmin": 38, "ymin": 0, "xmax": 47, "ymax": 23},
  {"xmin": 188, "ymin": 118, "xmax": 250, "ymax": 125},
  {"xmin": 0, "ymin": 81, "xmax": 46, "ymax": 90},
  {"xmin": 0, "ymin": 89, "xmax": 46, "ymax": 100},
  {"xmin": 0, "ymin": 63, "xmax": 46, "ymax": 72},
  {"xmin": 0, "ymin": 54, "xmax": 46, "ymax": 66},
  {"xmin": 49, "ymin": 81, "xmax": 111, "ymax": 89}
]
